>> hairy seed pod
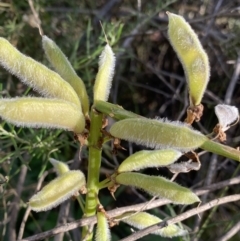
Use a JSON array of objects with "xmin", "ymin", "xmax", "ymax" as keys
[
  {"xmin": 0, "ymin": 37, "xmax": 81, "ymax": 107},
  {"xmin": 29, "ymin": 170, "xmax": 86, "ymax": 212},
  {"xmin": 110, "ymin": 118, "xmax": 207, "ymax": 152},
  {"xmin": 116, "ymin": 172, "xmax": 200, "ymax": 204},
  {"xmin": 42, "ymin": 36, "xmax": 89, "ymax": 115},
  {"xmin": 95, "ymin": 212, "xmax": 111, "ymax": 241},
  {"xmin": 118, "ymin": 149, "xmax": 182, "ymax": 173},
  {"xmin": 167, "ymin": 12, "xmax": 210, "ymax": 106},
  {"xmin": 49, "ymin": 158, "xmax": 70, "ymax": 176},
  {"xmin": 0, "ymin": 97, "xmax": 85, "ymax": 133},
  {"xmin": 93, "ymin": 44, "xmax": 115, "ymax": 102},
  {"xmin": 123, "ymin": 212, "xmax": 188, "ymax": 237}
]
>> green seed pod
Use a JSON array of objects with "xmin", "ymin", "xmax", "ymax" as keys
[
  {"xmin": 29, "ymin": 170, "xmax": 86, "ymax": 212},
  {"xmin": 49, "ymin": 158, "xmax": 70, "ymax": 176},
  {"xmin": 0, "ymin": 97, "xmax": 85, "ymax": 133},
  {"xmin": 0, "ymin": 37, "xmax": 80, "ymax": 108},
  {"xmin": 93, "ymin": 44, "xmax": 115, "ymax": 102},
  {"xmin": 167, "ymin": 12, "xmax": 210, "ymax": 106},
  {"xmin": 110, "ymin": 118, "xmax": 207, "ymax": 152},
  {"xmin": 118, "ymin": 149, "xmax": 182, "ymax": 173},
  {"xmin": 123, "ymin": 212, "xmax": 188, "ymax": 238},
  {"xmin": 42, "ymin": 36, "xmax": 89, "ymax": 115},
  {"xmin": 95, "ymin": 212, "xmax": 111, "ymax": 241},
  {"xmin": 116, "ymin": 172, "xmax": 200, "ymax": 205}
]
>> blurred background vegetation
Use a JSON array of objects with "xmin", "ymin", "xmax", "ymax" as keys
[{"xmin": 1, "ymin": 0, "xmax": 240, "ymax": 240}]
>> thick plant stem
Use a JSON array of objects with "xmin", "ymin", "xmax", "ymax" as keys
[
  {"xmin": 82, "ymin": 108, "xmax": 103, "ymax": 241},
  {"xmin": 201, "ymin": 139, "xmax": 240, "ymax": 162}
]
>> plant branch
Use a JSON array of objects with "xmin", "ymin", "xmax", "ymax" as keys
[
  {"xmin": 224, "ymin": 54, "xmax": 240, "ymax": 104},
  {"xmin": 9, "ymin": 165, "xmax": 27, "ymax": 241},
  {"xmin": 18, "ymin": 175, "xmax": 240, "ymax": 241},
  {"xmin": 216, "ymin": 220, "xmax": 240, "ymax": 241},
  {"xmin": 201, "ymin": 139, "xmax": 240, "ymax": 162},
  {"xmin": 119, "ymin": 194, "xmax": 240, "ymax": 241},
  {"xmin": 82, "ymin": 108, "xmax": 104, "ymax": 240},
  {"xmin": 18, "ymin": 169, "xmax": 52, "ymax": 240},
  {"xmin": 94, "ymin": 101, "xmax": 142, "ymax": 119}
]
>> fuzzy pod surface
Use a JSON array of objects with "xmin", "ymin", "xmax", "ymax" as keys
[
  {"xmin": 110, "ymin": 118, "xmax": 207, "ymax": 152},
  {"xmin": 93, "ymin": 44, "xmax": 115, "ymax": 102},
  {"xmin": 123, "ymin": 212, "xmax": 188, "ymax": 237},
  {"xmin": 49, "ymin": 158, "xmax": 70, "ymax": 176},
  {"xmin": 167, "ymin": 12, "xmax": 210, "ymax": 106},
  {"xmin": 0, "ymin": 98, "xmax": 85, "ymax": 133},
  {"xmin": 116, "ymin": 172, "xmax": 200, "ymax": 205},
  {"xmin": 42, "ymin": 36, "xmax": 89, "ymax": 115},
  {"xmin": 95, "ymin": 212, "xmax": 111, "ymax": 241},
  {"xmin": 0, "ymin": 37, "xmax": 81, "ymax": 107},
  {"xmin": 118, "ymin": 149, "xmax": 182, "ymax": 173},
  {"xmin": 29, "ymin": 170, "xmax": 86, "ymax": 212}
]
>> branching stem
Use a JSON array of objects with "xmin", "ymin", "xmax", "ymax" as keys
[{"xmin": 82, "ymin": 108, "xmax": 103, "ymax": 240}]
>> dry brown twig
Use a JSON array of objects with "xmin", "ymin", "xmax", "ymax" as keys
[
  {"xmin": 119, "ymin": 194, "xmax": 240, "ymax": 241},
  {"xmin": 224, "ymin": 54, "xmax": 240, "ymax": 105},
  {"xmin": 17, "ymin": 170, "xmax": 51, "ymax": 240},
  {"xmin": 27, "ymin": 0, "xmax": 43, "ymax": 35},
  {"xmin": 17, "ymin": 175, "xmax": 240, "ymax": 241},
  {"xmin": 216, "ymin": 220, "xmax": 240, "ymax": 241},
  {"xmin": 9, "ymin": 165, "xmax": 28, "ymax": 241}
]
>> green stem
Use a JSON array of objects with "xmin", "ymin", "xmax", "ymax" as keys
[
  {"xmin": 0, "ymin": 126, "xmax": 30, "ymax": 145},
  {"xmin": 201, "ymin": 139, "xmax": 240, "ymax": 162},
  {"xmin": 82, "ymin": 108, "xmax": 103, "ymax": 240},
  {"xmin": 76, "ymin": 195, "xmax": 85, "ymax": 212},
  {"xmin": 94, "ymin": 100, "xmax": 142, "ymax": 120},
  {"xmin": 97, "ymin": 178, "xmax": 112, "ymax": 190}
]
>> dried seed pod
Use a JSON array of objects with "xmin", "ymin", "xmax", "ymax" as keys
[
  {"xmin": 167, "ymin": 12, "xmax": 210, "ymax": 106},
  {"xmin": 95, "ymin": 212, "xmax": 111, "ymax": 241},
  {"xmin": 0, "ymin": 37, "xmax": 81, "ymax": 107},
  {"xmin": 42, "ymin": 36, "xmax": 89, "ymax": 115},
  {"xmin": 118, "ymin": 149, "xmax": 182, "ymax": 173},
  {"xmin": 116, "ymin": 172, "xmax": 200, "ymax": 205},
  {"xmin": 93, "ymin": 44, "xmax": 115, "ymax": 102},
  {"xmin": 123, "ymin": 212, "xmax": 188, "ymax": 237},
  {"xmin": 214, "ymin": 104, "xmax": 239, "ymax": 131},
  {"xmin": 110, "ymin": 118, "xmax": 207, "ymax": 152},
  {"xmin": 0, "ymin": 97, "xmax": 85, "ymax": 133},
  {"xmin": 29, "ymin": 170, "xmax": 86, "ymax": 212},
  {"xmin": 49, "ymin": 158, "xmax": 70, "ymax": 175},
  {"xmin": 168, "ymin": 159, "xmax": 201, "ymax": 173}
]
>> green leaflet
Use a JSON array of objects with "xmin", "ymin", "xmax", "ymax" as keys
[
  {"xmin": 49, "ymin": 158, "xmax": 70, "ymax": 176},
  {"xmin": 123, "ymin": 211, "xmax": 188, "ymax": 238},
  {"xmin": 118, "ymin": 149, "xmax": 182, "ymax": 173},
  {"xmin": 95, "ymin": 212, "xmax": 111, "ymax": 241},
  {"xmin": 29, "ymin": 170, "xmax": 86, "ymax": 212},
  {"xmin": 0, "ymin": 98, "xmax": 85, "ymax": 133},
  {"xmin": 167, "ymin": 12, "xmax": 210, "ymax": 106},
  {"xmin": 42, "ymin": 36, "xmax": 89, "ymax": 116},
  {"xmin": 93, "ymin": 44, "xmax": 115, "ymax": 102},
  {"xmin": 110, "ymin": 118, "xmax": 207, "ymax": 152},
  {"xmin": 0, "ymin": 37, "xmax": 81, "ymax": 108},
  {"xmin": 116, "ymin": 172, "xmax": 200, "ymax": 205}
]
